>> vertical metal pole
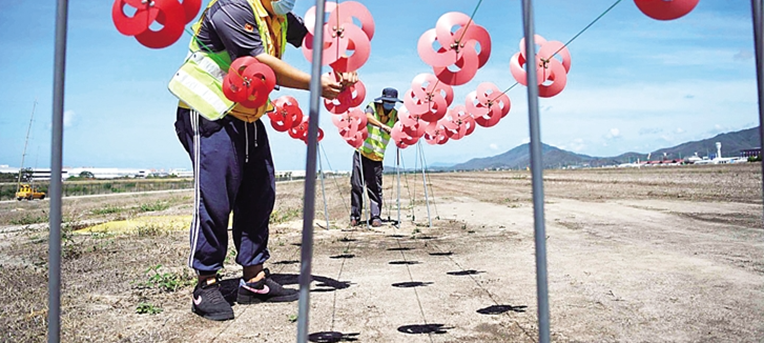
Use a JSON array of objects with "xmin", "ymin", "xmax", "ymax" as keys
[
  {"xmin": 520, "ymin": 1, "xmax": 551, "ymax": 342},
  {"xmin": 396, "ymin": 148, "xmax": 401, "ymax": 228},
  {"xmin": 751, "ymin": 0, "xmax": 764, "ymax": 216},
  {"xmin": 297, "ymin": 0, "xmax": 326, "ymax": 340},
  {"xmin": 317, "ymin": 142, "xmax": 330, "ymax": 229},
  {"xmin": 48, "ymin": 1, "xmax": 68, "ymax": 342},
  {"xmin": 417, "ymin": 142, "xmax": 432, "ymax": 228}
]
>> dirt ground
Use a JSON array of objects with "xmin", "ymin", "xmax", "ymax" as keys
[{"xmin": 0, "ymin": 163, "xmax": 762, "ymax": 342}]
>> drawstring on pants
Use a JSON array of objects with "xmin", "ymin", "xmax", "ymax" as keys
[
  {"xmin": 244, "ymin": 124, "xmax": 249, "ymax": 163},
  {"xmin": 243, "ymin": 122, "xmax": 258, "ymax": 164}
]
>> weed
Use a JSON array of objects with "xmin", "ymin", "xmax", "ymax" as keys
[
  {"xmin": 10, "ymin": 213, "xmax": 49, "ymax": 225},
  {"xmin": 135, "ymin": 302, "xmax": 163, "ymax": 315},
  {"xmin": 288, "ymin": 314, "xmax": 298, "ymax": 323},
  {"xmin": 136, "ymin": 223, "xmax": 163, "ymax": 237},
  {"xmin": 136, "ymin": 264, "xmax": 194, "ymax": 292},
  {"xmin": 139, "ymin": 201, "xmax": 170, "ymax": 212},
  {"xmin": 91, "ymin": 206, "xmax": 125, "ymax": 215},
  {"xmin": 412, "ymin": 228, "xmax": 421, "ymax": 235},
  {"xmin": 270, "ymin": 207, "xmax": 300, "ymax": 224}
]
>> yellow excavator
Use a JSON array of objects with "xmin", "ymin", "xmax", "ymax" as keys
[{"xmin": 15, "ymin": 183, "xmax": 45, "ymax": 201}]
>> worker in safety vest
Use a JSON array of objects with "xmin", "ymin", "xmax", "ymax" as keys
[
  {"xmin": 170, "ymin": 0, "xmax": 357, "ymax": 321},
  {"xmin": 350, "ymin": 87, "xmax": 401, "ymax": 227}
]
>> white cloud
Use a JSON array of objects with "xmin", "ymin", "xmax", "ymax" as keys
[
  {"xmin": 489, "ymin": 143, "xmax": 499, "ymax": 150},
  {"xmin": 675, "ymin": 127, "xmax": 685, "ymax": 134},
  {"xmin": 605, "ymin": 128, "xmax": 620, "ymax": 139},
  {"xmin": 63, "ymin": 110, "xmax": 75, "ymax": 128},
  {"xmin": 568, "ymin": 138, "xmax": 585, "ymax": 152},
  {"xmin": 734, "ymin": 49, "xmax": 754, "ymax": 61}
]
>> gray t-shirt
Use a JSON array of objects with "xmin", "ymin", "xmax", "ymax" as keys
[{"xmin": 194, "ymin": 0, "xmax": 308, "ymax": 60}]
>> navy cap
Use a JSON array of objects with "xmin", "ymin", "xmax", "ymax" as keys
[{"xmin": 373, "ymin": 87, "xmax": 403, "ymax": 103}]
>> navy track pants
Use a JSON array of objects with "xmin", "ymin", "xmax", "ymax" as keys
[{"xmin": 174, "ymin": 108, "xmax": 275, "ymax": 274}]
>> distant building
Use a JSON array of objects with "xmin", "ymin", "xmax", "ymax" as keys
[{"xmin": 740, "ymin": 147, "xmax": 761, "ymax": 159}]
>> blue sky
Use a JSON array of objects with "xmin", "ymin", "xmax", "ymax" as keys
[{"xmin": 0, "ymin": 0, "xmax": 759, "ymax": 172}]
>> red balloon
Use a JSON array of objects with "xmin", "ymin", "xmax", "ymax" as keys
[
  {"xmin": 222, "ymin": 56, "xmax": 276, "ymax": 109},
  {"xmin": 324, "ymin": 74, "xmax": 366, "ymax": 114},
  {"xmin": 269, "ymin": 96, "xmax": 303, "ymax": 132},
  {"xmin": 112, "ymin": 0, "xmax": 196, "ymax": 49},
  {"xmin": 417, "ymin": 12, "xmax": 491, "ymax": 85},
  {"xmin": 467, "ymin": 82, "xmax": 510, "ymax": 128},
  {"xmin": 442, "ymin": 105, "xmax": 475, "ymax": 140},
  {"xmin": 423, "ymin": 120, "xmax": 449, "ymax": 145},
  {"xmin": 634, "ymin": 0, "xmax": 699, "ymax": 21},
  {"xmin": 302, "ymin": 1, "xmax": 374, "ymax": 72},
  {"xmin": 403, "ymin": 73, "xmax": 454, "ymax": 123}
]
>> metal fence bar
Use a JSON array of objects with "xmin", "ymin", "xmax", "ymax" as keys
[
  {"xmin": 48, "ymin": 1, "xmax": 69, "ymax": 342},
  {"xmin": 317, "ymin": 143, "xmax": 330, "ymax": 229},
  {"xmin": 751, "ymin": 0, "xmax": 764, "ymax": 219},
  {"xmin": 296, "ymin": 0, "xmax": 327, "ymax": 340},
  {"xmin": 520, "ymin": 1, "xmax": 551, "ymax": 342}
]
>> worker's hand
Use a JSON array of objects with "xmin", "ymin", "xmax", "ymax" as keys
[
  {"xmin": 381, "ymin": 125, "xmax": 392, "ymax": 134},
  {"xmin": 336, "ymin": 71, "xmax": 358, "ymax": 88},
  {"xmin": 321, "ymin": 74, "xmax": 344, "ymax": 99}
]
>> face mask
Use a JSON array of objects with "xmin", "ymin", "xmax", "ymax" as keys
[
  {"xmin": 382, "ymin": 102, "xmax": 395, "ymax": 111},
  {"xmin": 271, "ymin": 0, "xmax": 295, "ymax": 15}
]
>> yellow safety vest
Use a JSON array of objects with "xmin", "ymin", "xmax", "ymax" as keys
[
  {"xmin": 168, "ymin": 0, "xmax": 287, "ymax": 122},
  {"xmin": 360, "ymin": 102, "xmax": 397, "ymax": 161}
]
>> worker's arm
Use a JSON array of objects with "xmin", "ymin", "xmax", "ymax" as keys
[
  {"xmin": 254, "ymin": 54, "xmax": 357, "ymax": 99},
  {"xmin": 365, "ymin": 105, "xmax": 392, "ymax": 134},
  {"xmin": 207, "ymin": 3, "xmax": 357, "ymax": 99}
]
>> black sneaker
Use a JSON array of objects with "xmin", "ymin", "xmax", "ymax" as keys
[
  {"xmin": 237, "ymin": 269, "xmax": 299, "ymax": 304},
  {"xmin": 191, "ymin": 277, "xmax": 234, "ymax": 321}
]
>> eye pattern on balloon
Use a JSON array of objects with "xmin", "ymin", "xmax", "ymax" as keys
[
  {"xmin": 509, "ymin": 34, "xmax": 571, "ymax": 98},
  {"xmin": 112, "ymin": 0, "xmax": 200, "ymax": 49},
  {"xmin": 634, "ymin": 0, "xmax": 699, "ymax": 21},
  {"xmin": 222, "ymin": 56, "xmax": 276, "ymax": 109},
  {"xmin": 403, "ymin": 73, "xmax": 454, "ymax": 123},
  {"xmin": 324, "ymin": 75, "xmax": 366, "ymax": 114},
  {"xmin": 417, "ymin": 12, "xmax": 491, "ymax": 86},
  {"xmin": 466, "ymin": 82, "xmax": 511, "ymax": 128},
  {"xmin": 302, "ymin": 1, "xmax": 374, "ymax": 73},
  {"xmin": 269, "ymin": 96, "xmax": 304, "ymax": 132}
]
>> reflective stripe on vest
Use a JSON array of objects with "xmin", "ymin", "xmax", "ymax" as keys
[
  {"xmin": 360, "ymin": 102, "xmax": 397, "ymax": 161},
  {"xmin": 167, "ymin": 0, "xmax": 287, "ymax": 122}
]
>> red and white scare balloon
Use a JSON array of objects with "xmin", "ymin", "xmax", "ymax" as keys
[
  {"xmin": 302, "ymin": 1, "xmax": 374, "ymax": 72},
  {"xmin": 634, "ymin": 0, "xmax": 699, "ymax": 21},
  {"xmin": 112, "ymin": 0, "xmax": 200, "ymax": 48},
  {"xmin": 417, "ymin": 12, "xmax": 492, "ymax": 85},
  {"xmin": 509, "ymin": 34, "xmax": 571, "ymax": 98},
  {"xmin": 222, "ymin": 56, "xmax": 276, "ymax": 109}
]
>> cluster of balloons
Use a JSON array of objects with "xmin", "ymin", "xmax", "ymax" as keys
[
  {"xmin": 391, "ymin": 73, "xmax": 511, "ymax": 149},
  {"xmin": 112, "ymin": 0, "xmax": 701, "ymax": 150},
  {"xmin": 391, "ymin": 12, "xmax": 503, "ymax": 149},
  {"xmin": 269, "ymin": 96, "xmax": 323, "ymax": 144},
  {"xmin": 302, "ymin": 2, "xmax": 376, "ymax": 148},
  {"xmin": 112, "ymin": 0, "xmax": 200, "ymax": 49}
]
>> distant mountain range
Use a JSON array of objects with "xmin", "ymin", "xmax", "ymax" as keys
[{"xmin": 438, "ymin": 126, "xmax": 760, "ymax": 171}]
